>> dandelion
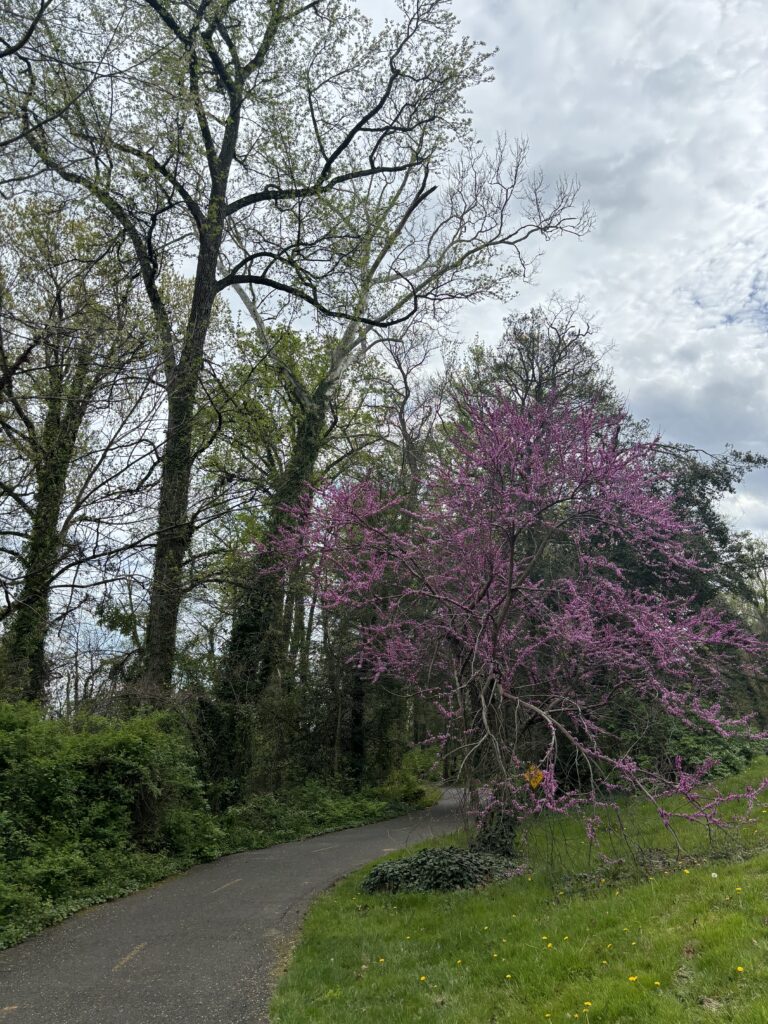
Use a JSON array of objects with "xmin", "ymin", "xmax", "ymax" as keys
[
  {"xmin": 607, "ymin": 944, "xmax": 613, "ymax": 950},
  {"xmin": 547, "ymin": 943, "xmax": 554, "ymax": 949},
  {"xmin": 419, "ymin": 975, "xmax": 427, "ymax": 982},
  {"xmin": 737, "ymin": 966, "xmax": 745, "ymax": 973},
  {"xmin": 456, "ymin": 960, "xmax": 462, "ymax": 965},
  {"xmin": 736, "ymin": 887, "xmax": 743, "ymax": 893},
  {"xmin": 654, "ymin": 981, "xmax": 661, "ymax": 987},
  {"xmin": 378, "ymin": 958, "xmax": 385, "ymax": 963},
  {"xmin": 505, "ymin": 974, "xmax": 512, "ymax": 979},
  {"xmin": 683, "ymin": 869, "xmax": 690, "ymax": 875},
  {"xmin": 711, "ymin": 872, "xmax": 718, "ymax": 879},
  {"xmin": 563, "ymin": 936, "xmax": 570, "ymax": 941},
  {"xmin": 583, "ymin": 1001, "xmax": 592, "ymax": 1007},
  {"xmin": 628, "ymin": 976, "xmax": 638, "ymax": 982},
  {"xmin": 601, "ymin": 960, "xmax": 608, "ymax": 965}
]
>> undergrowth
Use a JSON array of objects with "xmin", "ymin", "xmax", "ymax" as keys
[{"xmin": 0, "ymin": 702, "xmax": 438, "ymax": 949}]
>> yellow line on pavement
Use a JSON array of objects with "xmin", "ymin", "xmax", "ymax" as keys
[
  {"xmin": 211, "ymin": 878, "xmax": 242, "ymax": 894},
  {"xmin": 112, "ymin": 942, "xmax": 147, "ymax": 972}
]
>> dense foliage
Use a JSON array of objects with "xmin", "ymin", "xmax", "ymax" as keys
[
  {"xmin": 0, "ymin": 0, "xmax": 766, "ymax": 955},
  {"xmin": 0, "ymin": 702, "xmax": 435, "ymax": 948},
  {"xmin": 362, "ymin": 847, "xmax": 515, "ymax": 894},
  {"xmin": 275, "ymin": 396, "xmax": 767, "ymax": 824}
]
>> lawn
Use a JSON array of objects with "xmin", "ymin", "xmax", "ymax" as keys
[{"xmin": 272, "ymin": 760, "xmax": 768, "ymax": 1024}]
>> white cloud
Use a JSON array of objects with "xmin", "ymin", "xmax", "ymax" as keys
[
  {"xmin": 362, "ymin": 0, "xmax": 768, "ymax": 529},
  {"xmin": 458, "ymin": 0, "xmax": 768, "ymax": 530}
]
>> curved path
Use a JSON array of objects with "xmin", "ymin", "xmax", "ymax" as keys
[{"xmin": 0, "ymin": 792, "xmax": 463, "ymax": 1024}]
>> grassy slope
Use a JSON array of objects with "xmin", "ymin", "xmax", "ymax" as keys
[{"xmin": 272, "ymin": 761, "xmax": 768, "ymax": 1024}]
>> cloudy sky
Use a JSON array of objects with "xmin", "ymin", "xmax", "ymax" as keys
[{"xmin": 371, "ymin": 0, "xmax": 768, "ymax": 530}]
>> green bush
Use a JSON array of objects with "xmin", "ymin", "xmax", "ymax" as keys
[
  {"xmin": 0, "ymin": 703, "xmax": 440, "ymax": 949},
  {"xmin": 401, "ymin": 746, "xmax": 442, "ymax": 782},
  {"xmin": 0, "ymin": 702, "xmax": 222, "ymax": 948},
  {"xmin": 361, "ymin": 846, "xmax": 514, "ymax": 894},
  {"xmin": 220, "ymin": 780, "xmax": 409, "ymax": 850},
  {"xmin": 372, "ymin": 768, "xmax": 427, "ymax": 806}
]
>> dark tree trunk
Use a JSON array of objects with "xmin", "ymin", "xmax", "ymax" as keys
[
  {"xmin": 1, "ymin": 367, "xmax": 87, "ymax": 701},
  {"xmin": 348, "ymin": 665, "xmax": 366, "ymax": 784},
  {"xmin": 226, "ymin": 385, "xmax": 329, "ymax": 700},
  {"xmin": 140, "ymin": 242, "xmax": 220, "ymax": 696}
]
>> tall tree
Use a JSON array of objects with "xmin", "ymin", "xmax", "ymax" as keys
[
  {"xmin": 274, "ymin": 396, "xmax": 765, "ymax": 821},
  {"xmin": 4, "ymin": 0, "xmax": 588, "ymax": 694},
  {"xmin": 0, "ymin": 201, "xmax": 154, "ymax": 700}
]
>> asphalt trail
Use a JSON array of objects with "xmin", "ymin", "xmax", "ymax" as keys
[{"xmin": 0, "ymin": 792, "xmax": 463, "ymax": 1024}]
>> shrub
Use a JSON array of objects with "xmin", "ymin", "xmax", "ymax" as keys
[
  {"xmin": 472, "ymin": 807, "xmax": 517, "ymax": 857},
  {"xmin": 372, "ymin": 768, "xmax": 427, "ymax": 806},
  {"xmin": 401, "ymin": 746, "xmax": 442, "ymax": 782},
  {"xmin": 0, "ymin": 702, "xmax": 223, "ymax": 947},
  {"xmin": 361, "ymin": 846, "xmax": 513, "ymax": 894}
]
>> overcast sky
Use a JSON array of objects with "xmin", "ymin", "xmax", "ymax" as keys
[{"xmin": 368, "ymin": 0, "xmax": 768, "ymax": 531}]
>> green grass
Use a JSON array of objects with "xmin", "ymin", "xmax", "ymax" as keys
[{"xmin": 272, "ymin": 760, "xmax": 768, "ymax": 1024}]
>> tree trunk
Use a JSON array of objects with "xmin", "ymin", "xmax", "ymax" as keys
[
  {"xmin": 226, "ymin": 386, "xmax": 329, "ymax": 699},
  {"xmin": 0, "ymin": 382, "xmax": 84, "ymax": 701},
  {"xmin": 140, "ymin": 247, "xmax": 219, "ymax": 696}
]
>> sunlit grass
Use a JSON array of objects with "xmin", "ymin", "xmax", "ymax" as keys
[{"xmin": 272, "ymin": 759, "xmax": 768, "ymax": 1023}]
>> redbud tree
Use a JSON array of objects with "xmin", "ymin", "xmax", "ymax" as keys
[{"xmin": 275, "ymin": 396, "xmax": 766, "ymax": 827}]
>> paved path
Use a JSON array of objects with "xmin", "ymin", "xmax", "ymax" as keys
[{"xmin": 0, "ymin": 792, "xmax": 463, "ymax": 1024}]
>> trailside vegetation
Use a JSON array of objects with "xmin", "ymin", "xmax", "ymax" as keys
[{"xmin": 0, "ymin": 0, "xmax": 765, "ymax": 953}]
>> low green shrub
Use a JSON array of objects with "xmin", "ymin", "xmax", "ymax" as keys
[
  {"xmin": 220, "ymin": 780, "xmax": 408, "ymax": 850},
  {"xmin": 401, "ymin": 746, "xmax": 442, "ymax": 782},
  {"xmin": 361, "ymin": 846, "xmax": 514, "ymax": 894},
  {"xmin": 0, "ymin": 703, "xmax": 440, "ymax": 948},
  {"xmin": 372, "ymin": 768, "xmax": 427, "ymax": 806}
]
